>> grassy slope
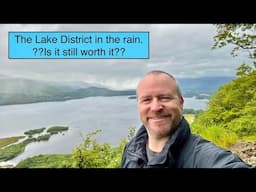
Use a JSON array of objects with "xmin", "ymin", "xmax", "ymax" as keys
[{"xmin": 0, "ymin": 136, "xmax": 25, "ymax": 148}]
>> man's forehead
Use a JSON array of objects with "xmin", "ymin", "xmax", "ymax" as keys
[{"xmin": 138, "ymin": 73, "xmax": 174, "ymax": 87}]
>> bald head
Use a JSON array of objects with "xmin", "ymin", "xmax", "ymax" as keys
[{"xmin": 137, "ymin": 70, "xmax": 182, "ymax": 97}]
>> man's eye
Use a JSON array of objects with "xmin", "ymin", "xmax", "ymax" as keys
[
  {"xmin": 141, "ymin": 98, "xmax": 151, "ymax": 104},
  {"xmin": 159, "ymin": 96, "xmax": 172, "ymax": 101}
]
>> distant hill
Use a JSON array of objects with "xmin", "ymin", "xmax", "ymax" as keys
[
  {"xmin": 0, "ymin": 77, "xmax": 135, "ymax": 106},
  {"xmin": 0, "ymin": 76, "xmax": 235, "ymax": 105},
  {"xmin": 177, "ymin": 76, "xmax": 235, "ymax": 97}
]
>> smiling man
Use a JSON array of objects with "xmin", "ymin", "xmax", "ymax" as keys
[{"xmin": 120, "ymin": 70, "xmax": 252, "ymax": 168}]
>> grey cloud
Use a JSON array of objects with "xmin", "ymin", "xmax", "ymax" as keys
[{"xmin": 0, "ymin": 24, "xmax": 250, "ymax": 89}]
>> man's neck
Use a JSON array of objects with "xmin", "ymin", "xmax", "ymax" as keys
[{"xmin": 147, "ymin": 136, "xmax": 170, "ymax": 153}]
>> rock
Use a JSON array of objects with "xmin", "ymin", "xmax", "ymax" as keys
[{"xmin": 229, "ymin": 140, "xmax": 256, "ymax": 166}]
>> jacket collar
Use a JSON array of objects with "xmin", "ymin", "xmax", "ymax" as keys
[{"xmin": 127, "ymin": 117, "xmax": 191, "ymax": 166}]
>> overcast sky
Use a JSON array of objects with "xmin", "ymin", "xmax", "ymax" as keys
[{"xmin": 0, "ymin": 24, "xmax": 250, "ymax": 90}]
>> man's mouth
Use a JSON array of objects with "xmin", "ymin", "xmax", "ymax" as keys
[{"xmin": 148, "ymin": 115, "xmax": 170, "ymax": 121}]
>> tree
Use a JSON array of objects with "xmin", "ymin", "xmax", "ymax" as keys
[
  {"xmin": 191, "ymin": 24, "xmax": 256, "ymax": 147},
  {"xmin": 212, "ymin": 24, "xmax": 256, "ymax": 59}
]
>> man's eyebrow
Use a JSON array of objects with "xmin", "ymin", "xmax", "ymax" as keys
[
  {"xmin": 138, "ymin": 95, "xmax": 151, "ymax": 100},
  {"xmin": 158, "ymin": 93, "xmax": 172, "ymax": 96}
]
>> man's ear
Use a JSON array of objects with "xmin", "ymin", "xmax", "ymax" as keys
[{"xmin": 180, "ymin": 96, "xmax": 184, "ymax": 104}]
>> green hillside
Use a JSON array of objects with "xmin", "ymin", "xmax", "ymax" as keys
[{"xmin": 192, "ymin": 70, "xmax": 256, "ymax": 148}]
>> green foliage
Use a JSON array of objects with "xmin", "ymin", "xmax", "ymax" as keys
[
  {"xmin": 16, "ymin": 154, "xmax": 73, "ymax": 168},
  {"xmin": 236, "ymin": 63, "xmax": 255, "ymax": 77},
  {"xmin": 212, "ymin": 24, "xmax": 256, "ymax": 79},
  {"xmin": 46, "ymin": 125, "xmax": 69, "ymax": 135},
  {"xmin": 0, "ymin": 138, "xmax": 36, "ymax": 162},
  {"xmin": 0, "ymin": 136, "xmax": 25, "ymax": 148},
  {"xmin": 192, "ymin": 125, "xmax": 238, "ymax": 149},
  {"xmin": 71, "ymin": 128, "xmax": 135, "ymax": 168},
  {"xmin": 212, "ymin": 24, "xmax": 256, "ymax": 60},
  {"xmin": 36, "ymin": 134, "xmax": 51, "ymax": 141},
  {"xmin": 192, "ymin": 71, "xmax": 256, "ymax": 148},
  {"xmin": 0, "ymin": 141, "xmax": 27, "ymax": 161},
  {"xmin": 24, "ymin": 127, "xmax": 46, "ymax": 136}
]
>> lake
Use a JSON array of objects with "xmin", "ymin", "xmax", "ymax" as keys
[{"xmin": 0, "ymin": 96, "xmax": 208, "ymax": 166}]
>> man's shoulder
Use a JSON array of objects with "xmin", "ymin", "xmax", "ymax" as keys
[
  {"xmin": 182, "ymin": 133, "xmax": 223, "ymax": 157},
  {"xmin": 190, "ymin": 133, "xmax": 213, "ymax": 145},
  {"xmin": 187, "ymin": 134, "xmax": 252, "ymax": 168},
  {"xmin": 189, "ymin": 133, "xmax": 222, "ymax": 151}
]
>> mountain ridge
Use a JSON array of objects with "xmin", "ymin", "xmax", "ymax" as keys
[{"xmin": 0, "ymin": 76, "xmax": 235, "ymax": 105}]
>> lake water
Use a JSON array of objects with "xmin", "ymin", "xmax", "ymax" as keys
[{"xmin": 0, "ymin": 96, "xmax": 208, "ymax": 166}]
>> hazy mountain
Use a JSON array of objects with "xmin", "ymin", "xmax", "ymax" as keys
[
  {"xmin": 177, "ymin": 76, "xmax": 235, "ymax": 95},
  {"xmin": 0, "ymin": 76, "xmax": 235, "ymax": 105},
  {"xmin": 0, "ymin": 77, "xmax": 135, "ymax": 105}
]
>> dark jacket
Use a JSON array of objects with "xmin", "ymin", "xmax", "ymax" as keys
[{"xmin": 121, "ymin": 117, "xmax": 252, "ymax": 168}]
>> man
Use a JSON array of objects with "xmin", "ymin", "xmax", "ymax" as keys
[{"xmin": 121, "ymin": 70, "xmax": 252, "ymax": 168}]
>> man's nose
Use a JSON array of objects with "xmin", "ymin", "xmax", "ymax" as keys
[{"xmin": 150, "ymin": 99, "xmax": 163, "ymax": 112}]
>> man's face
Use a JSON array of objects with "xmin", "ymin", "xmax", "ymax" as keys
[{"xmin": 137, "ymin": 74, "xmax": 184, "ymax": 139}]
